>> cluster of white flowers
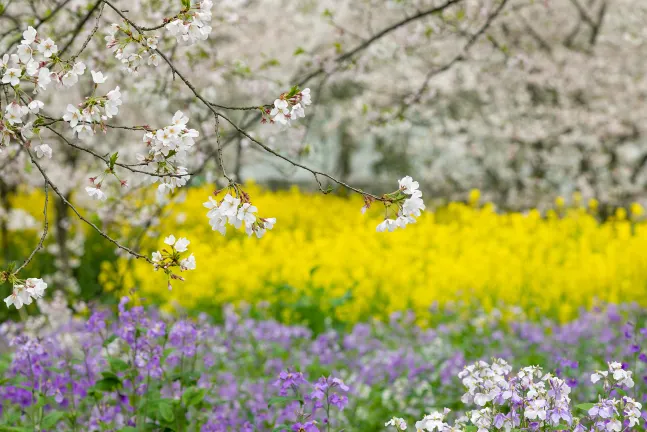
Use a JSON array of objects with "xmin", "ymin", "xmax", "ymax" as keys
[
  {"xmin": 388, "ymin": 359, "xmax": 642, "ymax": 432},
  {"xmin": 262, "ymin": 88, "xmax": 312, "ymax": 126},
  {"xmin": 105, "ymin": 24, "xmax": 160, "ymax": 72},
  {"xmin": 3, "ymin": 102, "xmax": 29, "ymax": 126},
  {"xmin": 458, "ymin": 359, "xmax": 513, "ymax": 407},
  {"xmin": 139, "ymin": 110, "xmax": 198, "ymax": 193},
  {"xmin": 375, "ymin": 176, "xmax": 425, "ymax": 232},
  {"xmin": 60, "ymin": 61, "xmax": 86, "ymax": 87},
  {"xmin": 4, "ymin": 278, "xmax": 48, "ymax": 309},
  {"xmin": 591, "ymin": 361, "xmax": 635, "ymax": 389},
  {"xmin": 2, "ymin": 100, "xmax": 52, "ymax": 157},
  {"xmin": 1, "ymin": 27, "xmax": 55, "ymax": 94},
  {"xmin": 63, "ymin": 85, "xmax": 122, "ymax": 139},
  {"xmin": 165, "ymin": 0, "xmax": 213, "ymax": 44},
  {"xmin": 621, "ymin": 397, "xmax": 642, "ymax": 428},
  {"xmin": 414, "ymin": 409, "xmax": 457, "ymax": 431},
  {"xmin": 203, "ymin": 193, "xmax": 276, "ymax": 238},
  {"xmin": 151, "ymin": 235, "xmax": 196, "ymax": 289}
]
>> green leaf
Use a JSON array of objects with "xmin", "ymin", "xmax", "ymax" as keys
[
  {"xmin": 93, "ymin": 377, "xmax": 121, "ymax": 392},
  {"xmin": 613, "ymin": 387, "xmax": 628, "ymax": 397},
  {"xmin": 293, "ymin": 47, "xmax": 305, "ymax": 56},
  {"xmin": 272, "ymin": 425, "xmax": 290, "ymax": 432},
  {"xmin": 108, "ymin": 152, "xmax": 119, "ymax": 170},
  {"xmin": 118, "ymin": 428, "xmax": 139, "ymax": 432},
  {"xmin": 159, "ymin": 402, "xmax": 175, "ymax": 422},
  {"xmin": 181, "ymin": 387, "xmax": 207, "ymax": 407},
  {"xmin": 267, "ymin": 396, "xmax": 303, "ymax": 408},
  {"xmin": 41, "ymin": 411, "xmax": 65, "ymax": 429},
  {"xmin": 102, "ymin": 334, "xmax": 118, "ymax": 347},
  {"xmin": 101, "ymin": 371, "xmax": 120, "ymax": 380},
  {"xmin": 575, "ymin": 402, "xmax": 595, "ymax": 411},
  {"xmin": 181, "ymin": 0, "xmax": 191, "ymax": 9},
  {"xmin": 285, "ymin": 85, "xmax": 300, "ymax": 99},
  {"xmin": 108, "ymin": 357, "xmax": 129, "ymax": 372}
]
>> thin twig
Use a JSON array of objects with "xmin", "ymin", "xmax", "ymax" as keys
[
  {"xmin": 26, "ymin": 149, "xmax": 152, "ymax": 263},
  {"xmin": 13, "ymin": 181, "xmax": 49, "ymax": 275}
]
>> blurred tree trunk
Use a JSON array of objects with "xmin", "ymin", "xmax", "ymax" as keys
[
  {"xmin": 336, "ymin": 121, "xmax": 356, "ymax": 196},
  {"xmin": 0, "ymin": 180, "xmax": 11, "ymax": 263},
  {"xmin": 234, "ymin": 137, "xmax": 243, "ymax": 182},
  {"xmin": 54, "ymin": 193, "xmax": 73, "ymax": 285}
]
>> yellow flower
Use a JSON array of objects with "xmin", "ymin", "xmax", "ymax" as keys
[
  {"xmin": 630, "ymin": 202, "xmax": 644, "ymax": 218},
  {"xmin": 100, "ymin": 184, "xmax": 647, "ymax": 323},
  {"xmin": 468, "ymin": 189, "xmax": 481, "ymax": 206},
  {"xmin": 588, "ymin": 198, "xmax": 599, "ymax": 211},
  {"xmin": 7, "ymin": 185, "xmax": 647, "ymax": 324},
  {"xmin": 616, "ymin": 207, "xmax": 627, "ymax": 221}
]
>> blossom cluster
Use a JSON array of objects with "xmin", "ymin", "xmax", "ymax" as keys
[
  {"xmin": 104, "ymin": 0, "xmax": 213, "ymax": 73},
  {"xmin": 165, "ymin": 0, "xmax": 214, "ymax": 45},
  {"xmin": 105, "ymin": 24, "xmax": 161, "ymax": 72},
  {"xmin": 63, "ymin": 84, "xmax": 123, "ymax": 139},
  {"xmin": 140, "ymin": 110, "xmax": 198, "ymax": 193},
  {"xmin": 373, "ymin": 176, "xmax": 425, "ymax": 232},
  {"xmin": 151, "ymin": 234, "xmax": 197, "ymax": 289},
  {"xmin": 262, "ymin": 87, "xmax": 312, "ymax": 126},
  {"xmin": 0, "ymin": 26, "xmax": 88, "ymax": 151},
  {"xmin": 3, "ymin": 278, "xmax": 47, "ymax": 309},
  {"xmin": 203, "ymin": 187, "xmax": 276, "ymax": 238},
  {"xmin": 1, "ymin": 27, "xmax": 55, "ymax": 94}
]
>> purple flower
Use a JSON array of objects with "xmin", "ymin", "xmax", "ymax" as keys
[
  {"xmin": 291, "ymin": 422, "xmax": 319, "ymax": 432},
  {"xmin": 328, "ymin": 393, "xmax": 348, "ymax": 410}
]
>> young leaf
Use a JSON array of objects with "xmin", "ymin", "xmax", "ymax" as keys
[
  {"xmin": 159, "ymin": 402, "xmax": 175, "ymax": 422},
  {"xmin": 41, "ymin": 411, "xmax": 66, "ymax": 429},
  {"xmin": 108, "ymin": 357, "xmax": 129, "ymax": 372}
]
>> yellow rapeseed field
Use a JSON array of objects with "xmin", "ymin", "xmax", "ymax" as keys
[{"xmin": 96, "ymin": 184, "xmax": 647, "ymax": 323}]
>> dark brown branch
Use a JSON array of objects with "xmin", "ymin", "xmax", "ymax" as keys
[
  {"xmin": 297, "ymin": 0, "xmax": 464, "ymax": 86},
  {"xmin": 401, "ymin": 0, "xmax": 510, "ymax": 115},
  {"xmin": 59, "ymin": 0, "xmax": 104, "ymax": 57}
]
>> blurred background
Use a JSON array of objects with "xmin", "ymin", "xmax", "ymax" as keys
[{"xmin": 1, "ymin": 0, "xmax": 647, "ymax": 325}]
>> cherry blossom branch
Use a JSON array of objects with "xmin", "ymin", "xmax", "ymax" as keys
[
  {"xmin": 43, "ymin": 125, "xmax": 189, "ymax": 179},
  {"xmin": 213, "ymin": 113, "xmax": 232, "ymax": 183},
  {"xmin": 26, "ymin": 149, "xmax": 152, "ymax": 263},
  {"xmin": 70, "ymin": 1, "xmax": 106, "ymax": 62},
  {"xmin": 400, "ymin": 0, "xmax": 510, "ymax": 115},
  {"xmin": 0, "ymin": 0, "xmax": 72, "ymax": 56},
  {"xmin": 216, "ymin": 111, "xmax": 383, "ymax": 199},
  {"xmin": 59, "ymin": 0, "xmax": 104, "ymax": 57},
  {"xmin": 296, "ymin": 0, "xmax": 464, "ymax": 86},
  {"xmin": 13, "ymin": 181, "xmax": 49, "ymax": 275},
  {"xmin": 103, "ymin": 0, "xmax": 383, "ymax": 199}
]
